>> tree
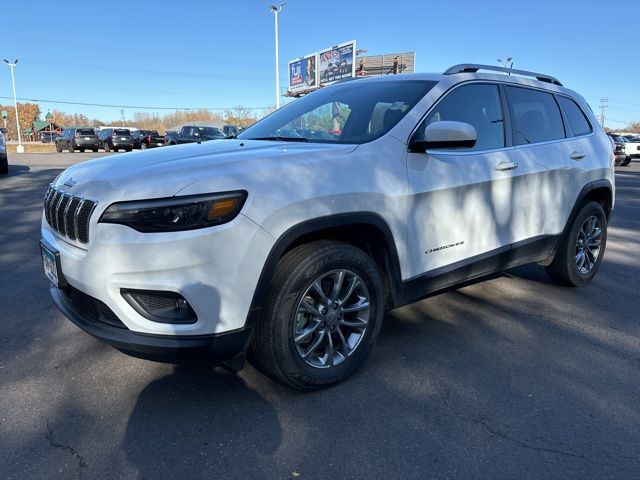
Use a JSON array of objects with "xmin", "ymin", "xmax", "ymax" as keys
[
  {"xmin": 0, "ymin": 102, "xmax": 40, "ymax": 141},
  {"xmin": 626, "ymin": 121, "xmax": 640, "ymax": 133},
  {"xmin": 224, "ymin": 106, "xmax": 257, "ymax": 127}
]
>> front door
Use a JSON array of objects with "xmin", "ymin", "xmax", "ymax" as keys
[{"xmin": 406, "ymin": 82, "xmax": 526, "ymax": 279}]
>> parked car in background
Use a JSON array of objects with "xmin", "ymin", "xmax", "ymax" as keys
[
  {"xmin": 55, "ymin": 127, "xmax": 100, "ymax": 153},
  {"xmin": 98, "ymin": 128, "xmax": 134, "ymax": 152},
  {"xmin": 132, "ymin": 130, "xmax": 165, "ymax": 149},
  {"xmin": 165, "ymin": 125, "xmax": 225, "ymax": 145},
  {"xmin": 39, "ymin": 131, "xmax": 58, "ymax": 143},
  {"xmin": 223, "ymin": 124, "xmax": 244, "ymax": 137},
  {"xmin": 0, "ymin": 128, "xmax": 7, "ymax": 175},
  {"xmin": 607, "ymin": 133, "xmax": 628, "ymax": 166},
  {"xmin": 622, "ymin": 135, "xmax": 640, "ymax": 160}
]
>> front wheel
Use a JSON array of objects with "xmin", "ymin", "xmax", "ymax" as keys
[
  {"xmin": 248, "ymin": 241, "xmax": 385, "ymax": 390},
  {"xmin": 55, "ymin": 143, "xmax": 62, "ymax": 153},
  {"xmin": 546, "ymin": 201, "xmax": 607, "ymax": 287}
]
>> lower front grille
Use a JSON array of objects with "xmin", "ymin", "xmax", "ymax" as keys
[
  {"xmin": 62, "ymin": 285, "xmax": 127, "ymax": 329},
  {"xmin": 44, "ymin": 186, "xmax": 96, "ymax": 243}
]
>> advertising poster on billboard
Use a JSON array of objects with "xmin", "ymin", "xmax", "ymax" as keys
[
  {"xmin": 318, "ymin": 40, "xmax": 356, "ymax": 86},
  {"xmin": 288, "ymin": 53, "xmax": 318, "ymax": 93}
]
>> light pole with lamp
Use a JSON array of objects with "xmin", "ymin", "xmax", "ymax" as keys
[
  {"xmin": 3, "ymin": 59, "xmax": 24, "ymax": 153},
  {"xmin": 269, "ymin": 3, "xmax": 285, "ymax": 109}
]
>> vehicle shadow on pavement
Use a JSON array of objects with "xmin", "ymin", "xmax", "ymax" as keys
[
  {"xmin": 121, "ymin": 364, "xmax": 283, "ymax": 479},
  {"xmin": 1, "ymin": 164, "xmax": 30, "ymax": 177}
]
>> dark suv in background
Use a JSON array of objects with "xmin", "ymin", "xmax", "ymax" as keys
[
  {"xmin": 98, "ymin": 128, "xmax": 134, "ymax": 152},
  {"xmin": 55, "ymin": 127, "xmax": 100, "ymax": 153}
]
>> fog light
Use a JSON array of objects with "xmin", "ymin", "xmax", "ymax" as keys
[{"xmin": 121, "ymin": 289, "xmax": 197, "ymax": 324}]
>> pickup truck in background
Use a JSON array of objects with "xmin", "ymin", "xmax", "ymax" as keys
[
  {"xmin": 132, "ymin": 130, "xmax": 165, "ymax": 149},
  {"xmin": 165, "ymin": 125, "xmax": 226, "ymax": 145}
]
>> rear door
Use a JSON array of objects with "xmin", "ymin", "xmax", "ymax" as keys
[
  {"xmin": 504, "ymin": 86, "xmax": 581, "ymax": 240},
  {"xmin": 406, "ymin": 82, "xmax": 524, "ymax": 278}
]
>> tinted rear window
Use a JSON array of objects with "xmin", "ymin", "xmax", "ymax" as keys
[
  {"xmin": 114, "ymin": 129, "xmax": 131, "ymax": 135},
  {"xmin": 506, "ymin": 86, "xmax": 566, "ymax": 145},
  {"xmin": 77, "ymin": 129, "xmax": 95, "ymax": 135},
  {"xmin": 558, "ymin": 96, "xmax": 592, "ymax": 137}
]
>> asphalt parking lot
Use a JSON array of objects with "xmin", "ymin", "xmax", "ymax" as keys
[{"xmin": 1, "ymin": 152, "xmax": 639, "ymax": 479}]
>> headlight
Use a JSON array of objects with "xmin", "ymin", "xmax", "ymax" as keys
[{"xmin": 99, "ymin": 191, "xmax": 247, "ymax": 232}]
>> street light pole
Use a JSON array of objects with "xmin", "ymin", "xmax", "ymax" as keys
[
  {"xmin": 269, "ymin": 3, "xmax": 285, "ymax": 109},
  {"xmin": 3, "ymin": 59, "xmax": 23, "ymax": 153}
]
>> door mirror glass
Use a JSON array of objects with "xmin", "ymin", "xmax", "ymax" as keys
[{"xmin": 410, "ymin": 121, "xmax": 477, "ymax": 153}]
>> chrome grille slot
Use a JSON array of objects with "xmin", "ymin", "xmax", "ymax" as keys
[{"xmin": 43, "ymin": 186, "xmax": 96, "ymax": 244}]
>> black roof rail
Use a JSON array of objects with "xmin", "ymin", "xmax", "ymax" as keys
[{"xmin": 443, "ymin": 64, "xmax": 563, "ymax": 86}]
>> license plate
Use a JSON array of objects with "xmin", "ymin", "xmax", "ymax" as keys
[
  {"xmin": 84, "ymin": 137, "xmax": 90, "ymax": 140},
  {"xmin": 120, "ymin": 137, "xmax": 127, "ymax": 140},
  {"xmin": 157, "ymin": 142, "xmax": 163, "ymax": 146},
  {"xmin": 41, "ymin": 243, "xmax": 60, "ymax": 287}
]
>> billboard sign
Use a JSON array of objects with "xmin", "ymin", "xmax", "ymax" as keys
[
  {"xmin": 355, "ymin": 52, "xmax": 416, "ymax": 77},
  {"xmin": 288, "ymin": 53, "xmax": 318, "ymax": 93},
  {"xmin": 318, "ymin": 40, "xmax": 356, "ymax": 86}
]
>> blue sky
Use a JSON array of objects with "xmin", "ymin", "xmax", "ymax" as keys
[{"xmin": 1, "ymin": 0, "xmax": 638, "ymax": 127}]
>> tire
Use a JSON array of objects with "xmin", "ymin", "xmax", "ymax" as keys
[
  {"xmin": 68, "ymin": 143, "xmax": 74, "ymax": 153},
  {"xmin": 622, "ymin": 157, "xmax": 631, "ymax": 166},
  {"xmin": 113, "ymin": 147, "xmax": 119, "ymax": 152},
  {"xmin": 126, "ymin": 147, "xmax": 132, "ymax": 152},
  {"xmin": 55, "ymin": 143, "xmax": 62, "ymax": 153},
  {"xmin": 104, "ymin": 142, "xmax": 111, "ymax": 152},
  {"xmin": 79, "ymin": 148, "xmax": 85, "ymax": 153},
  {"xmin": 0, "ymin": 155, "xmax": 8, "ymax": 175},
  {"xmin": 546, "ymin": 201, "xmax": 607, "ymax": 287},
  {"xmin": 92, "ymin": 148, "xmax": 98, "ymax": 153},
  {"xmin": 248, "ymin": 241, "xmax": 385, "ymax": 390}
]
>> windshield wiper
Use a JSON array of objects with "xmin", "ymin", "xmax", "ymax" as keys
[{"xmin": 249, "ymin": 136, "xmax": 309, "ymax": 142}]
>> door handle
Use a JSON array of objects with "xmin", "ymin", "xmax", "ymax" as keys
[
  {"xmin": 494, "ymin": 161, "xmax": 518, "ymax": 171},
  {"xmin": 570, "ymin": 151, "xmax": 586, "ymax": 160}
]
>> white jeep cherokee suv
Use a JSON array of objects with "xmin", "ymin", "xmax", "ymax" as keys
[{"xmin": 41, "ymin": 64, "xmax": 615, "ymax": 390}]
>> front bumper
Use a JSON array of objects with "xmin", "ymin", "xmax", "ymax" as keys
[{"xmin": 50, "ymin": 285, "xmax": 251, "ymax": 361}]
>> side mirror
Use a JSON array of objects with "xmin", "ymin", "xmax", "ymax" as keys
[{"xmin": 410, "ymin": 121, "xmax": 477, "ymax": 153}]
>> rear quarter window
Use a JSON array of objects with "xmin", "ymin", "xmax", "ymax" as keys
[
  {"xmin": 558, "ymin": 96, "xmax": 593, "ymax": 137},
  {"xmin": 506, "ymin": 86, "xmax": 566, "ymax": 145}
]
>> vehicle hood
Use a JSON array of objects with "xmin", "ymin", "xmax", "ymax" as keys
[{"xmin": 53, "ymin": 140, "xmax": 357, "ymax": 202}]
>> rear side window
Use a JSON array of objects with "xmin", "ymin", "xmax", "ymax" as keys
[
  {"xmin": 422, "ymin": 83, "xmax": 505, "ymax": 151},
  {"xmin": 558, "ymin": 96, "xmax": 592, "ymax": 137},
  {"xmin": 506, "ymin": 86, "xmax": 565, "ymax": 145}
]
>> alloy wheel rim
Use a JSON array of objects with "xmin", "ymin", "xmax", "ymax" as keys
[
  {"xmin": 293, "ymin": 269, "xmax": 370, "ymax": 369},
  {"xmin": 575, "ymin": 215, "xmax": 602, "ymax": 274}
]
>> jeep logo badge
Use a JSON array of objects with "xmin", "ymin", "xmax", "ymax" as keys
[{"xmin": 63, "ymin": 177, "xmax": 77, "ymax": 188}]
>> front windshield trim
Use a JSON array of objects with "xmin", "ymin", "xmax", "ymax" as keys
[{"xmin": 238, "ymin": 79, "xmax": 437, "ymax": 146}]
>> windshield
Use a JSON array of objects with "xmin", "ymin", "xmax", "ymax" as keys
[
  {"xmin": 238, "ymin": 80, "xmax": 437, "ymax": 144},
  {"xmin": 197, "ymin": 127, "xmax": 224, "ymax": 137}
]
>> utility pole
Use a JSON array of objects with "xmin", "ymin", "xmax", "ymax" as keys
[
  {"xmin": 599, "ymin": 98, "xmax": 608, "ymax": 128},
  {"xmin": 3, "ymin": 59, "xmax": 24, "ymax": 153},
  {"xmin": 120, "ymin": 109, "xmax": 125, "ymax": 127},
  {"xmin": 269, "ymin": 3, "xmax": 285, "ymax": 109}
]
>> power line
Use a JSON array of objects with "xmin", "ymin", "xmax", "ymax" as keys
[{"xmin": 0, "ymin": 95, "xmax": 270, "ymax": 111}]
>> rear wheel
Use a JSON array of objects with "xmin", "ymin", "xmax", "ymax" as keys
[
  {"xmin": 622, "ymin": 156, "xmax": 631, "ymax": 166},
  {"xmin": 55, "ymin": 143, "xmax": 62, "ymax": 153},
  {"xmin": 546, "ymin": 201, "xmax": 607, "ymax": 287},
  {"xmin": 79, "ymin": 148, "xmax": 85, "ymax": 153},
  {"xmin": 248, "ymin": 241, "xmax": 385, "ymax": 390},
  {"xmin": 92, "ymin": 148, "xmax": 98, "ymax": 152}
]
